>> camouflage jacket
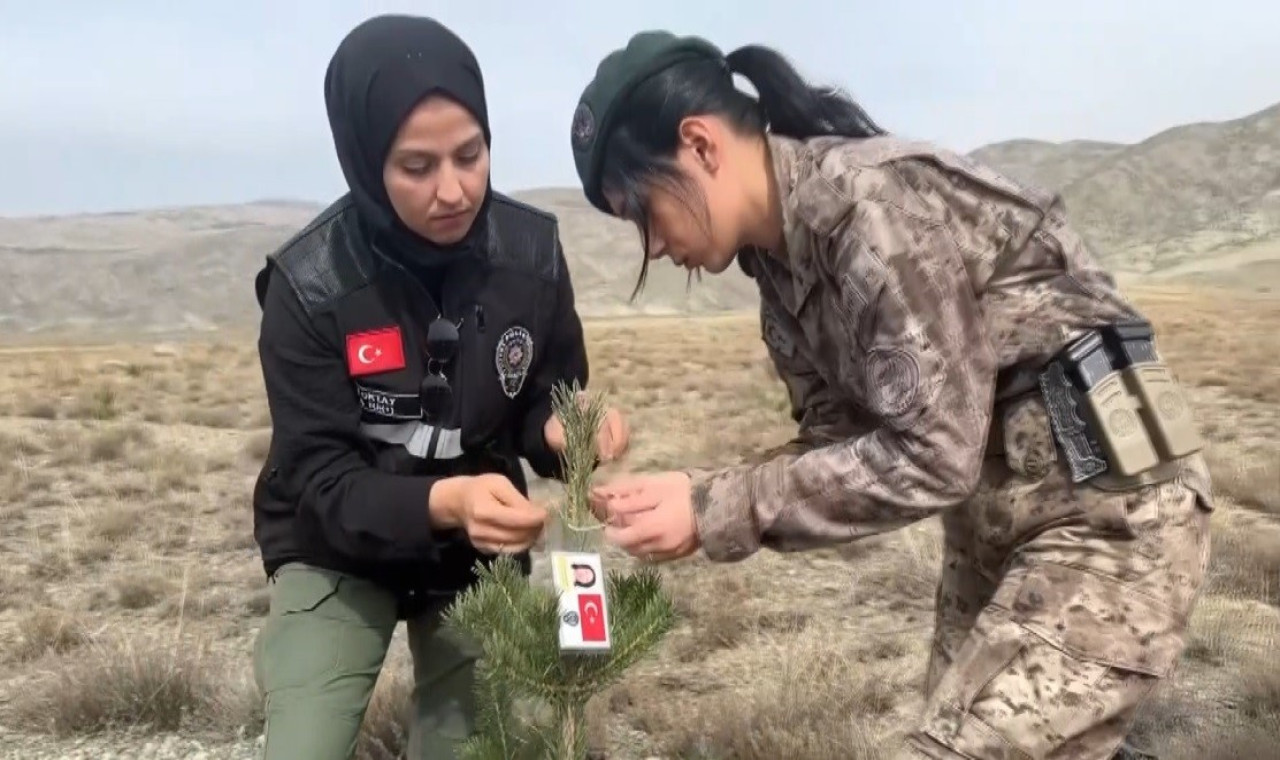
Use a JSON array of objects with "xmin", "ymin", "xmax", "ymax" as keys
[{"xmin": 689, "ymin": 133, "xmax": 1146, "ymax": 562}]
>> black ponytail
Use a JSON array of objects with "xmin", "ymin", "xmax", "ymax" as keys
[
  {"xmin": 724, "ymin": 45, "xmax": 887, "ymax": 140},
  {"xmin": 599, "ymin": 43, "xmax": 884, "ymax": 300}
]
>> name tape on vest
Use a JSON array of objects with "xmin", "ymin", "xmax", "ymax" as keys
[{"xmin": 355, "ymin": 383, "xmax": 422, "ymax": 420}]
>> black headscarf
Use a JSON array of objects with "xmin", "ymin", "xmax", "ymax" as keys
[{"xmin": 324, "ymin": 14, "xmax": 493, "ymax": 267}]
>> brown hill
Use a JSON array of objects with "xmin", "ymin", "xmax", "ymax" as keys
[
  {"xmin": 0, "ymin": 192, "xmax": 760, "ymax": 339},
  {"xmin": 972, "ymin": 102, "xmax": 1280, "ymax": 276},
  {"xmin": 2, "ymin": 101, "xmax": 1277, "ymax": 337}
]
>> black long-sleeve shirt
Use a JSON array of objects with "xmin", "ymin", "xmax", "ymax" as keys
[{"xmin": 251, "ymin": 192, "xmax": 588, "ymax": 607}]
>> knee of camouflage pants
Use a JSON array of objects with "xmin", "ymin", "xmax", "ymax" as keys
[
  {"xmin": 911, "ymin": 604, "xmax": 1167, "ymax": 759},
  {"xmin": 904, "ymin": 428, "xmax": 1213, "ymax": 758}
]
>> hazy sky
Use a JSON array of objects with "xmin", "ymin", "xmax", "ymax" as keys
[{"xmin": 1, "ymin": 0, "xmax": 1276, "ymax": 216}]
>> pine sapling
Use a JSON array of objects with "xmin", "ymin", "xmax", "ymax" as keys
[{"xmin": 443, "ymin": 380, "xmax": 676, "ymax": 760}]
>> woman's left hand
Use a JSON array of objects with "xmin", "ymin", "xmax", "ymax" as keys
[{"xmin": 590, "ymin": 472, "xmax": 700, "ymax": 562}]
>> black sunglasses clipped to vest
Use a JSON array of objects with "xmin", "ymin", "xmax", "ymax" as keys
[{"xmin": 419, "ymin": 316, "xmax": 461, "ymax": 423}]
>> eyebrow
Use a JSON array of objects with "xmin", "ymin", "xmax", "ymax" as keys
[{"xmin": 392, "ymin": 133, "xmax": 484, "ymax": 161}]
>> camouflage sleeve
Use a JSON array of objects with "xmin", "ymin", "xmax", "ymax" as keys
[
  {"xmin": 690, "ymin": 164, "xmax": 1000, "ymax": 562},
  {"xmin": 754, "ymin": 301, "xmax": 849, "ymax": 463}
]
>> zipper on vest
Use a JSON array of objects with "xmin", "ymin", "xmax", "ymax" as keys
[{"xmin": 369, "ymin": 241, "xmax": 483, "ymax": 462}]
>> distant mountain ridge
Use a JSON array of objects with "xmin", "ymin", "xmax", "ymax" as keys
[
  {"xmin": 1, "ymin": 100, "xmax": 1277, "ymax": 337},
  {"xmin": 971, "ymin": 102, "xmax": 1280, "ymax": 276}
]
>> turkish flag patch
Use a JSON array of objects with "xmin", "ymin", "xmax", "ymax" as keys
[
  {"xmin": 577, "ymin": 593, "xmax": 607, "ymax": 642},
  {"xmin": 345, "ymin": 326, "xmax": 406, "ymax": 377}
]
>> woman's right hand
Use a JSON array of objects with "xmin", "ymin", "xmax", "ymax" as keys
[{"xmin": 429, "ymin": 474, "xmax": 547, "ymax": 554}]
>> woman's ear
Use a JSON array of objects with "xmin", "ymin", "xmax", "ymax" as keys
[{"xmin": 677, "ymin": 116, "xmax": 720, "ymax": 174}]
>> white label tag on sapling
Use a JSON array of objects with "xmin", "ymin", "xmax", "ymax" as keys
[{"xmin": 550, "ymin": 550, "xmax": 612, "ymax": 653}]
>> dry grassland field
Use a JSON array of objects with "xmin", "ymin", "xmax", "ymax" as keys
[{"xmin": 0, "ymin": 283, "xmax": 1277, "ymax": 760}]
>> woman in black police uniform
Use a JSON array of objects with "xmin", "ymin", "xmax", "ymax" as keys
[{"xmin": 249, "ymin": 14, "xmax": 627, "ymax": 760}]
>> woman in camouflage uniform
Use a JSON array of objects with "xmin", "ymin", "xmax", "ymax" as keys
[{"xmin": 573, "ymin": 30, "xmax": 1213, "ymax": 760}]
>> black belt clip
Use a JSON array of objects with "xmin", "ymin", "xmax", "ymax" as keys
[{"xmin": 1038, "ymin": 330, "xmax": 1112, "ymax": 483}]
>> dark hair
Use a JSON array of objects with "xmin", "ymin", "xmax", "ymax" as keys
[{"xmin": 599, "ymin": 45, "xmax": 887, "ymax": 299}]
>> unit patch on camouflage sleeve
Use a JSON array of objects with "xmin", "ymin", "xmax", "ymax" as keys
[{"xmin": 864, "ymin": 346, "xmax": 920, "ymax": 418}]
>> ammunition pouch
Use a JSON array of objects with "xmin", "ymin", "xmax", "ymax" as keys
[{"xmin": 1034, "ymin": 319, "xmax": 1203, "ymax": 491}]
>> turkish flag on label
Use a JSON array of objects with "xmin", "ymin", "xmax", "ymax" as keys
[
  {"xmin": 345, "ymin": 327, "xmax": 406, "ymax": 377},
  {"xmin": 577, "ymin": 593, "xmax": 607, "ymax": 642}
]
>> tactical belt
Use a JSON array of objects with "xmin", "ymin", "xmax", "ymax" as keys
[{"xmin": 990, "ymin": 319, "xmax": 1204, "ymax": 492}]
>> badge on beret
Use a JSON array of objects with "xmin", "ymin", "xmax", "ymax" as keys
[{"xmin": 571, "ymin": 102, "xmax": 595, "ymax": 152}]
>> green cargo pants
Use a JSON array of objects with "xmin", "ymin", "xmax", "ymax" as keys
[{"xmin": 252, "ymin": 562, "xmax": 479, "ymax": 760}]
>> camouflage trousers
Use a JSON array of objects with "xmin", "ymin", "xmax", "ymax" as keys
[{"xmin": 897, "ymin": 396, "xmax": 1214, "ymax": 760}]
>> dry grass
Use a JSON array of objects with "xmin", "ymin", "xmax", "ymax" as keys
[
  {"xmin": 8, "ymin": 632, "xmax": 262, "ymax": 738},
  {"xmin": 0, "ymin": 282, "xmax": 1276, "ymax": 758},
  {"xmin": 1134, "ymin": 286, "xmax": 1280, "ymax": 405}
]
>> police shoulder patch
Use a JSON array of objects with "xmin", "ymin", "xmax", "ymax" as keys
[{"xmin": 496, "ymin": 325, "xmax": 535, "ymax": 399}]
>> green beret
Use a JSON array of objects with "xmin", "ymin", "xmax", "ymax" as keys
[{"xmin": 570, "ymin": 30, "xmax": 725, "ymax": 214}]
